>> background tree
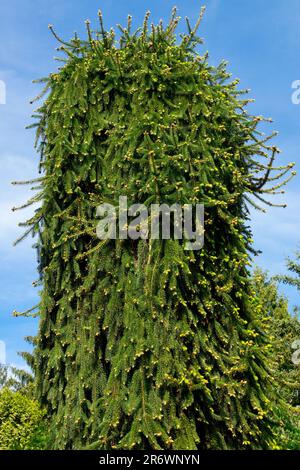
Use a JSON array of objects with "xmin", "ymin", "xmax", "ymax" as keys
[
  {"xmin": 0, "ymin": 388, "xmax": 47, "ymax": 450},
  {"xmin": 277, "ymin": 251, "xmax": 300, "ymax": 299},
  {"xmin": 252, "ymin": 268, "xmax": 300, "ymax": 449},
  {"xmin": 14, "ymin": 8, "xmax": 294, "ymax": 449},
  {"xmin": 0, "ymin": 336, "xmax": 35, "ymax": 396},
  {"xmin": 0, "ymin": 353, "xmax": 46, "ymax": 449}
]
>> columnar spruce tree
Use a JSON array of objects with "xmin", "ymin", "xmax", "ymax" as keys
[{"xmin": 14, "ymin": 8, "xmax": 295, "ymax": 449}]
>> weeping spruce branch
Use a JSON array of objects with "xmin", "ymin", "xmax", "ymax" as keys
[{"xmin": 14, "ymin": 8, "xmax": 294, "ymax": 449}]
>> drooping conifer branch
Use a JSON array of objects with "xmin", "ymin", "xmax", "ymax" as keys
[
  {"xmin": 48, "ymin": 24, "xmax": 73, "ymax": 48},
  {"xmin": 12, "ymin": 304, "xmax": 40, "ymax": 318}
]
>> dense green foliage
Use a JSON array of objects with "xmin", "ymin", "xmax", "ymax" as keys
[
  {"xmin": 0, "ymin": 388, "xmax": 46, "ymax": 450},
  {"xmin": 251, "ymin": 269, "xmax": 300, "ymax": 449},
  {"xmin": 15, "ymin": 9, "xmax": 294, "ymax": 449},
  {"xmin": 277, "ymin": 251, "xmax": 300, "ymax": 296},
  {"xmin": 275, "ymin": 252, "xmax": 300, "ymax": 448}
]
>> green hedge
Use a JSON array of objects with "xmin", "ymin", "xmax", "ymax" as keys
[{"xmin": 0, "ymin": 388, "xmax": 47, "ymax": 450}]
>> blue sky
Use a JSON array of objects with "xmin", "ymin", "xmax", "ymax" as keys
[{"xmin": 1, "ymin": 0, "xmax": 300, "ymax": 368}]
